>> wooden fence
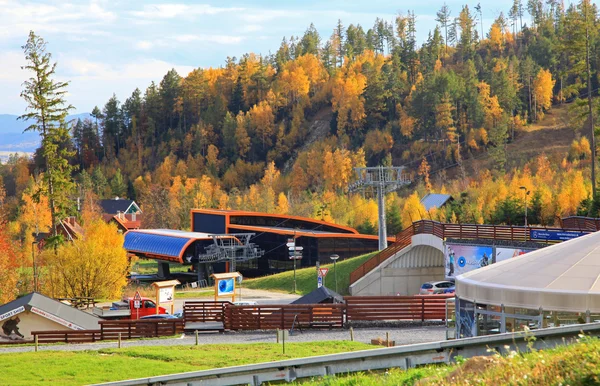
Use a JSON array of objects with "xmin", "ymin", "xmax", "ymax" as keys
[
  {"xmin": 349, "ymin": 220, "xmax": 589, "ymax": 285},
  {"xmin": 31, "ymin": 319, "xmax": 184, "ymax": 343},
  {"xmin": 561, "ymin": 216, "xmax": 600, "ymax": 231},
  {"xmin": 223, "ymin": 304, "xmax": 345, "ymax": 330},
  {"xmin": 345, "ymin": 295, "xmax": 452, "ymax": 322},
  {"xmin": 184, "ymin": 301, "xmax": 230, "ymax": 323}
]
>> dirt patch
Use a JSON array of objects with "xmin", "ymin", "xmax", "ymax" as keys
[{"xmin": 443, "ymin": 355, "xmax": 500, "ymax": 383}]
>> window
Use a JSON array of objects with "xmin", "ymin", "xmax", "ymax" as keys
[{"xmin": 144, "ymin": 300, "xmax": 156, "ymax": 308}]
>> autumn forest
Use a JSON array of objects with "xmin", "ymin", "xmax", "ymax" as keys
[{"xmin": 0, "ymin": 1, "xmax": 599, "ymax": 301}]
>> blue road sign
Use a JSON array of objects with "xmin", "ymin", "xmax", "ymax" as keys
[{"xmin": 530, "ymin": 229, "xmax": 587, "ymax": 241}]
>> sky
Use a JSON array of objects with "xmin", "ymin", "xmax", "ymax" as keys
[{"xmin": 0, "ymin": 0, "xmax": 523, "ymax": 115}]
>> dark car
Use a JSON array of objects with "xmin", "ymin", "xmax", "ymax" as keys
[{"xmin": 139, "ymin": 314, "xmax": 179, "ymax": 320}]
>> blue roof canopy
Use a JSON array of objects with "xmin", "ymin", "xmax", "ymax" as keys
[{"xmin": 124, "ymin": 231, "xmax": 196, "ymax": 262}]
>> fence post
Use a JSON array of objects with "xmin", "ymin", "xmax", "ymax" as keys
[
  {"xmin": 155, "ymin": 321, "xmax": 159, "ymax": 337},
  {"xmin": 340, "ymin": 305, "xmax": 344, "ymax": 328},
  {"xmin": 421, "ymin": 298, "xmax": 425, "ymax": 322},
  {"xmin": 100, "ymin": 323, "xmax": 104, "ymax": 340},
  {"xmin": 128, "ymin": 322, "xmax": 132, "ymax": 339},
  {"xmin": 195, "ymin": 330, "xmax": 199, "ymax": 346},
  {"xmin": 281, "ymin": 307, "xmax": 285, "ymax": 330},
  {"xmin": 350, "ymin": 327, "xmax": 354, "ymax": 342},
  {"xmin": 35, "ymin": 335, "xmax": 38, "ymax": 352},
  {"xmin": 118, "ymin": 332, "xmax": 121, "ymax": 349},
  {"xmin": 257, "ymin": 308, "xmax": 261, "ymax": 330},
  {"xmin": 64, "ymin": 332, "xmax": 68, "ymax": 343}
]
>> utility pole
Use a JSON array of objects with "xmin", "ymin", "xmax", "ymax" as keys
[
  {"xmin": 584, "ymin": 1, "xmax": 596, "ymax": 200},
  {"xmin": 349, "ymin": 166, "xmax": 411, "ymax": 250}
]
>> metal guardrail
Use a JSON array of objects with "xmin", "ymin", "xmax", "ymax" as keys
[{"xmin": 95, "ymin": 321, "xmax": 600, "ymax": 386}]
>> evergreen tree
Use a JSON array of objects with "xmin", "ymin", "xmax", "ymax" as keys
[
  {"xmin": 19, "ymin": 31, "xmax": 75, "ymax": 238},
  {"xmin": 110, "ymin": 169, "xmax": 127, "ymax": 198}
]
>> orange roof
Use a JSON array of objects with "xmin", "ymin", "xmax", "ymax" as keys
[{"xmin": 191, "ymin": 208, "xmax": 359, "ymax": 234}]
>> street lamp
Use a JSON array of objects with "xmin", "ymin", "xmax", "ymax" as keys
[
  {"xmin": 32, "ymin": 241, "xmax": 39, "ymax": 292},
  {"xmin": 519, "ymin": 186, "xmax": 531, "ymax": 228},
  {"xmin": 330, "ymin": 254, "xmax": 339, "ymax": 293}
]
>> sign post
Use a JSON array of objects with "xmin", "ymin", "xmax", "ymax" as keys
[
  {"xmin": 318, "ymin": 268, "xmax": 329, "ymax": 288},
  {"xmin": 133, "ymin": 291, "xmax": 142, "ymax": 320},
  {"xmin": 287, "ymin": 234, "xmax": 303, "ymax": 294},
  {"xmin": 151, "ymin": 280, "xmax": 180, "ymax": 315}
]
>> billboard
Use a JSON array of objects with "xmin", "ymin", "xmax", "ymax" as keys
[
  {"xmin": 159, "ymin": 287, "xmax": 174, "ymax": 303},
  {"xmin": 446, "ymin": 244, "xmax": 493, "ymax": 279},
  {"xmin": 217, "ymin": 278, "xmax": 235, "ymax": 295},
  {"xmin": 530, "ymin": 229, "xmax": 586, "ymax": 241},
  {"xmin": 495, "ymin": 247, "xmax": 533, "ymax": 263}
]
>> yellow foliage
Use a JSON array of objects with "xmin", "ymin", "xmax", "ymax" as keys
[
  {"xmin": 42, "ymin": 220, "xmax": 130, "ymax": 299},
  {"xmin": 533, "ymin": 68, "xmax": 555, "ymax": 112},
  {"xmin": 401, "ymin": 192, "xmax": 426, "ymax": 228}
]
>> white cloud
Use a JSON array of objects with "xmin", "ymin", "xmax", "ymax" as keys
[
  {"xmin": 0, "ymin": 0, "xmax": 116, "ymax": 39},
  {"xmin": 135, "ymin": 40, "xmax": 154, "ymax": 50},
  {"xmin": 174, "ymin": 34, "xmax": 244, "ymax": 45},
  {"xmin": 239, "ymin": 24, "xmax": 263, "ymax": 33},
  {"xmin": 132, "ymin": 4, "xmax": 243, "ymax": 19}
]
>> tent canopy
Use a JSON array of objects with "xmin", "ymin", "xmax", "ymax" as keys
[{"xmin": 456, "ymin": 231, "xmax": 600, "ymax": 312}]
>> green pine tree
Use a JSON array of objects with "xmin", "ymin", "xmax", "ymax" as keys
[{"xmin": 19, "ymin": 31, "xmax": 75, "ymax": 238}]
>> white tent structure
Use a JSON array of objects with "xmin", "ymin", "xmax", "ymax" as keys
[{"xmin": 457, "ymin": 230, "xmax": 600, "ymax": 313}]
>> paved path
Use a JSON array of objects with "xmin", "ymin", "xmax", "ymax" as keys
[{"xmin": 0, "ymin": 325, "xmax": 446, "ymax": 353}]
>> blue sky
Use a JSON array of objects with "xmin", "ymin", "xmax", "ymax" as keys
[{"xmin": 1, "ymin": 0, "xmax": 523, "ymax": 115}]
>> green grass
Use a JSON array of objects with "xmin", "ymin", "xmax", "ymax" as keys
[
  {"xmin": 0, "ymin": 341, "xmax": 372, "ymax": 385},
  {"xmin": 133, "ymin": 259, "xmax": 190, "ymax": 274},
  {"xmin": 244, "ymin": 252, "xmax": 376, "ymax": 295},
  {"xmin": 291, "ymin": 335, "xmax": 600, "ymax": 385},
  {"xmin": 174, "ymin": 289, "xmax": 214, "ymax": 299}
]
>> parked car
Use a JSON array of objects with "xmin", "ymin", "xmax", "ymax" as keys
[
  {"xmin": 233, "ymin": 301, "xmax": 258, "ymax": 306},
  {"xmin": 139, "ymin": 313, "xmax": 180, "ymax": 320},
  {"xmin": 419, "ymin": 281, "xmax": 455, "ymax": 295},
  {"xmin": 442, "ymin": 286, "xmax": 456, "ymax": 294}
]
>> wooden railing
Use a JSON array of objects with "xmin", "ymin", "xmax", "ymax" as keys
[
  {"xmin": 349, "ymin": 225, "xmax": 416, "ymax": 285},
  {"xmin": 349, "ymin": 220, "xmax": 587, "ymax": 285},
  {"xmin": 561, "ymin": 216, "xmax": 600, "ymax": 231},
  {"xmin": 223, "ymin": 304, "xmax": 345, "ymax": 330},
  {"xmin": 32, "ymin": 329, "xmax": 102, "ymax": 344},
  {"xmin": 31, "ymin": 319, "xmax": 184, "ymax": 344},
  {"xmin": 184, "ymin": 301, "xmax": 231, "ymax": 323},
  {"xmin": 345, "ymin": 295, "xmax": 452, "ymax": 322}
]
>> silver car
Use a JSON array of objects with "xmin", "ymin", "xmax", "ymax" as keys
[{"xmin": 419, "ymin": 281, "xmax": 454, "ymax": 295}]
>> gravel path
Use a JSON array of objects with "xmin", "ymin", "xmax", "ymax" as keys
[{"xmin": 0, "ymin": 324, "xmax": 446, "ymax": 353}]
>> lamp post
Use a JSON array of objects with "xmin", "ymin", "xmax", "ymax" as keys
[
  {"xmin": 32, "ymin": 241, "xmax": 39, "ymax": 292},
  {"xmin": 519, "ymin": 186, "xmax": 530, "ymax": 228},
  {"xmin": 330, "ymin": 254, "xmax": 339, "ymax": 293}
]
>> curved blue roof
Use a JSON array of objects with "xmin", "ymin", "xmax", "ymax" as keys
[{"xmin": 124, "ymin": 231, "xmax": 193, "ymax": 259}]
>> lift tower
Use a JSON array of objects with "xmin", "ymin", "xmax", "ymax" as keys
[{"xmin": 349, "ymin": 166, "xmax": 411, "ymax": 250}]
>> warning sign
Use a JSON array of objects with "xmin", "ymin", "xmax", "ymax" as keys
[{"xmin": 318, "ymin": 268, "xmax": 329, "ymax": 277}]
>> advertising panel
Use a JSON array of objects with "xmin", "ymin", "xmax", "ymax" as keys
[
  {"xmin": 495, "ymin": 247, "xmax": 533, "ymax": 263},
  {"xmin": 446, "ymin": 244, "xmax": 493, "ymax": 279},
  {"xmin": 530, "ymin": 229, "xmax": 586, "ymax": 241},
  {"xmin": 159, "ymin": 287, "xmax": 174, "ymax": 303},
  {"xmin": 217, "ymin": 278, "xmax": 235, "ymax": 295},
  {"xmin": 0, "ymin": 306, "xmax": 25, "ymax": 322}
]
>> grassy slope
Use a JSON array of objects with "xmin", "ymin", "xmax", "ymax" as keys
[
  {"xmin": 296, "ymin": 336, "xmax": 600, "ymax": 385},
  {"xmin": 244, "ymin": 252, "xmax": 376, "ymax": 295},
  {"xmin": 1, "ymin": 341, "xmax": 372, "ymax": 385}
]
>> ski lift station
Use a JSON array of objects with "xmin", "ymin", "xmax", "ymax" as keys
[{"xmin": 124, "ymin": 209, "xmax": 393, "ymax": 280}]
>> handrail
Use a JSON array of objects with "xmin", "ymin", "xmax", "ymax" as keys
[{"xmin": 349, "ymin": 220, "xmax": 590, "ymax": 285}]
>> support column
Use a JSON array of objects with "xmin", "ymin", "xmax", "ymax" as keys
[{"xmin": 377, "ymin": 181, "xmax": 388, "ymax": 251}]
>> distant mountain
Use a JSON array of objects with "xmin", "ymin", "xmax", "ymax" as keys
[{"xmin": 0, "ymin": 113, "xmax": 91, "ymax": 154}]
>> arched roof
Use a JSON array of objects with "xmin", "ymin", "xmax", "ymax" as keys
[{"xmin": 456, "ymin": 231, "xmax": 600, "ymax": 313}]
